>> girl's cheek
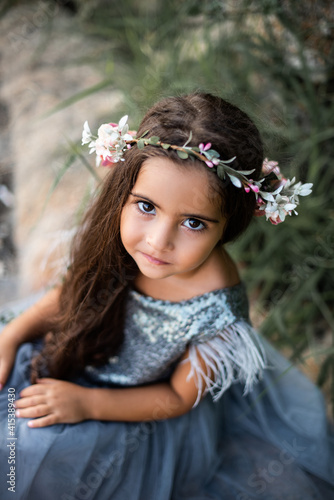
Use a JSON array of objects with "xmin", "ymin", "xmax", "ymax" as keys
[
  {"xmin": 120, "ymin": 207, "xmax": 133, "ymax": 237},
  {"xmin": 121, "ymin": 214, "xmax": 143, "ymax": 247}
]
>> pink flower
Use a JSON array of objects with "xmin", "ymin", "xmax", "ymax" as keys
[
  {"xmin": 269, "ymin": 216, "xmax": 283, "ymax": 225},
  {"xmin": 245, "ymin": 181, "xmax": 259, "ymax": 193},
  {"xmin": 254, "ymin": 197, "xmax": 266, "ymax": 217},
  {"xmin": 204, "ymin": 157, "xmax": 219, "ymax": 167},
  {"xmin": 199, "ymin": 143, "xmax": 212, "ymax": 153},
  {"xmin": 262, "ymin": 158, "xmax": 281, "ymax": 177},
  {"xmin": 100, "ymin": 156, "xmax": 115, "ymax": 167}
]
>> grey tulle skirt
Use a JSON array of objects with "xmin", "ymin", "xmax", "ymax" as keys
[{"xmin": 0, "ymin": 303, "xmax": 333, "ymax": 499}]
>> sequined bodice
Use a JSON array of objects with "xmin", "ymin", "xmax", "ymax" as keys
[{"xmin": 85, "ymin": 282, "xmax": 250, "ymax": 386}]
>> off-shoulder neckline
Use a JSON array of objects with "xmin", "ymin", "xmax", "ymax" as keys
[{"xmin": 129, "ymin": 281, "xmax": 245, "ymax": 306}]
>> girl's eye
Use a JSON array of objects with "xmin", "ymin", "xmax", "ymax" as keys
[
  {"xmin": 137, "ymin": 201, "xmax": 155, "ymax": 214},
  {"xmin": 183, "ymin": 218, "xmax": 206, "ymax": 231}
]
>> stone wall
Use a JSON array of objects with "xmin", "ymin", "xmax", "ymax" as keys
[{"xmin": 0, "ymin": 3, "xmax": 122, "ymax": 303}]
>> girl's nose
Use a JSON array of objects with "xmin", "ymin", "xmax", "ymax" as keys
[{"xmin": 146, "ymin": 221, "xmax": 174, "ymax": 252}]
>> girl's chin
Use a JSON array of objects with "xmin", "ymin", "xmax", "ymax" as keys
[
  {"xmin": 134, "ymin": 253, "xmax": 172, "ymax": 275},
  {"xmin": 137, "ymin": 266, "xmax": 174, "ymax": 280}
]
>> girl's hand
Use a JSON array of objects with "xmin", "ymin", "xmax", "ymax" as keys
[
  {"xmin": 15, "ymin": 379, "xmax": 89, "ymax": 428},
  {"xmin": 0, "ymin": 330, "xmax": 20, "ymax": 390}
]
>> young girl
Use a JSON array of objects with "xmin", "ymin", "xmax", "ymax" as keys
[{"xmin": 0, "ymin": 93, "xmax": 333, "ymax": 500}]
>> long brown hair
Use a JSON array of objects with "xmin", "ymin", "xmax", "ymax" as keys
[{"xmin": 31, "ymin": 92, "xmax": 263, "ymax": 381}]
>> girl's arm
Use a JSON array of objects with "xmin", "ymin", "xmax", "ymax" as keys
[
  {"xmin": 87, "ymin": 349, "xmax": 203, "ymax": 421},
  {"xmin": 0, "ymin": 287, "xmax": 61, "ymax": 388},
  {"xmin": 15, "ymin": 348, "xmax": 207, "ymax": 427}
]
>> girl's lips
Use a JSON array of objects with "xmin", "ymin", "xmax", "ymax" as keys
[{"xmin": 141, "ymin": 252, "xmax": 170, "ymax": 265}]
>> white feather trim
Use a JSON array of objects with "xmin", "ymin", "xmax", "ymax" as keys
[{"xmin": 184, "ymin": 321, "xmax": 267, "ymax": 406}]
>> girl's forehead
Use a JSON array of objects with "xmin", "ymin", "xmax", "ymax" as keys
[{"xmin": 134, "ymin": 157, "xmax": 222, "ymax": 216}]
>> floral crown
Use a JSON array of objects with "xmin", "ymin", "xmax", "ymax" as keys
[{"xmin": 82, "ymin": 115, "xmax": 312, "ymax": 225}]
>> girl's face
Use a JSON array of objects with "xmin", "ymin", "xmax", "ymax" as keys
[{"xmin": 120, "ymin": 157, "xmax": 226, "ymax": 282}]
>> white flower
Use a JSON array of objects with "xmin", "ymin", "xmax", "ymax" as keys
[
  {"xmin": 84, "ymin": 116, "xmax": 134, "ymax": 166},
  {"xmin": 279, "ymin": 178, "xmax": 313, "ymax": 205},
  {"xmin": 118, "ymin": 115, "xmax": 128, "ymax": 133},
  {"xmin": 261, "ymin": 192, "xmax": 297, "ymax": 223},
  {"xmin": 96, "ymin": 155, "xmax": 102, "ymax": 167},
  {"xmin": 88, "ymin": 142, "xmax": 96, "ymax": 154},
  {"xmin": 259, "ymin": 184, "xmax": 283, "ymax": 202},
  {"xmin": 82, "ymin": 121, "xmax": 93, "ymax": 145},
  {"xmin": 258, "ymin": 176, "xmax": 313, "ymax": 224},
  {"xmin": 97, "ymin": 124, "xmax": 118, "ymax": 147},
  {"xmin": 291, "ymin": 181, "xmax": 313, "ymax": 197}
]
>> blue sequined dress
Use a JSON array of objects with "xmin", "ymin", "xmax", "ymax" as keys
[{"xmin": 0, "ymin": 283, "xmax": 333, "ymax": 499}]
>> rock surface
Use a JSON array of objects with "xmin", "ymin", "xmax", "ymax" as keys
[{"xmin": 0, "ymin": 3, "xmax": 122, "ymax": 303}]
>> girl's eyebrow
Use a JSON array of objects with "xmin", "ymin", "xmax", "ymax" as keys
[{"xmin": 130, "ymin": 192, "xmax": 220, "ymax": 223}]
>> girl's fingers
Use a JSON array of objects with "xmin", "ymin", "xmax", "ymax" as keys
[
  {"xmin": 19, "ymin": 384, "xmax": 49, "ymax": 398},
  {"xmin": 15, "ymin": 403, "xmax": 49, "ymax": 420},
  {"xmin": 15, "ymin": 395, "xmax": 45, "ymax": 409},
  {"xmin": 19, "ymin": 378, "xmax": 58, "ymax": 398},
  {"xmin": 28, "ymin": 414, "xmax": 56, "ymax": 428}
]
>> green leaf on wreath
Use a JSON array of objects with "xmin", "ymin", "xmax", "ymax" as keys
[
  {"xmin": 149, "ymin": 136, "xmax": 160, "ymax": 145},
  {"xmin": 217, "ymin": 165, "xmax": 226, "ymax": 178},
  {"xmin": 177, "ymin": 150, "xmax": 188, "ymax": 159}
]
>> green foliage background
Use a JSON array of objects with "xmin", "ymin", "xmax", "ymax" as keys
[{"xmin": 2, "ymin": 0, "xmax": 334, "ymax": 411}]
